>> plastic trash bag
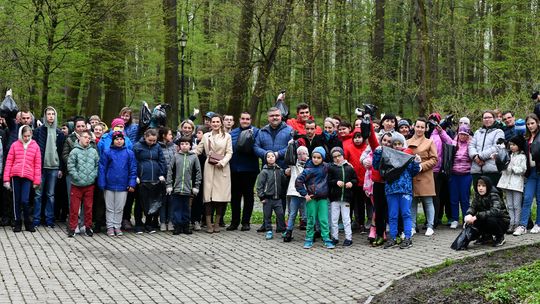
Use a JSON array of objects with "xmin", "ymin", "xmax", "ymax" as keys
[
  {"xmin": 139, "ymin": 101, "xmax": 152, "ymax": 132},
  {"xmin": 376, "ymin": 147, "xmax": 414, "ymax": 183},
  {"xmin": 236, "ymin": 128, "xmax": 255, "ymax": 154},
  {"xmin": 284, "ymin": 140, "xmax": 298, "ymax": 166},
  {"xmin": 140, "ymin": 182, "xmax": 163, "ymax": 216},
  {"xmin": 275, "ymin": 91, "xmax": 289, "ymax": 120},
  {"xmin": 451, "ymin": 225, "xmax": 480, "ymax": 251},
  {"xmin": 0, "ymin": 89, "xmax": 18, "ymax": 118}
]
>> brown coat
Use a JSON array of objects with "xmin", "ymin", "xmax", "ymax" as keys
[
  {"xmin": 196, "ymin": 131, "xmax": 233, "ymax": 203},
  {"xmin": 407, "ymin": 135, "xmax": 437, "ymax": 197}
]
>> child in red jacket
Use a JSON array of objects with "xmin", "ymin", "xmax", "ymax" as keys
[{"xmin": 3, "ymin": 125, "xmax": 42, "ymax": 232}]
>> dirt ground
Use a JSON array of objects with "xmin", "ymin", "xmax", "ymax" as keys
[{"xmin": 366, "ymin": 242, "xmax": 540, "ymax": 304}]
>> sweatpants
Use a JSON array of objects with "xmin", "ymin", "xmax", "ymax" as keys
[
  {"xmin": 505, "ymin": 189, "xmax": 522, "ymax": 227},
  {"xmin": 387, "ymin": 193, "xmax": 413, "ymax": 239},
  {"xmin": 69, "ymin": 184, "xmax": 94, "ymax": 231},
  {"xmin": 449, "ymin": 174, "xmax": 472, "ymax": 222},
  {"xmin": 263, "ymin": 198, "xmax": 286, "ymax": 232},
  {"xmin": 12, "ymin": 177, "xmax": 32, "ymax": 223},
  {"xmin": 331, "ymin": 201, "xmax": 352, "ymax": 241},
  {"xmin": 171, "ymin": 194, "xmax": 191, "ymax": 227},
  {"xmin": 306, "ymin": 198, "xmax": 330, "ymax": 241},
  {"xmin": 105, "ymin": 190, "xmax": 127, "ymax": 229}
]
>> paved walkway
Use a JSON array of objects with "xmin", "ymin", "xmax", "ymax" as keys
[{"xmin": 0, "ymin": 225, "xmax": 538, "ymax": 303}]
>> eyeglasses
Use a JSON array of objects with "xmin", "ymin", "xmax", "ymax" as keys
[{"xmin": 332, "ymin": 154, "xmax": 342, "ymax": 158}]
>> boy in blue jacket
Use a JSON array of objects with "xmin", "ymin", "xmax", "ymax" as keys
[
  {"xmin": 295, "ymin": 146, "xmax": 335, "ymax": 249},
  {"xmin": 98, "ymin": 131, "xmax": 137, "ymax": 236}
]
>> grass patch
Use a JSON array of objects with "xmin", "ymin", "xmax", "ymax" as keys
[
  {"xmin": 476, "ymin": 260, "xmax": 540, "ymax": 304},
  {"xmin": 417, "ymin": 258, "xmax": 455, "ymax": 276}
]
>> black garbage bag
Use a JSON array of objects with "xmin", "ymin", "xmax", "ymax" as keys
[
  {"xmin": 0, "ymin": 89, "xmax": 18, "ymax": 118},
  {"xmin": 442, "ymin": 143, "xmax": 457, "ymax": 175},
  {"xmin": 139, "ymin": 102, "xmax": 152, "ymax": 135},
  {"xmin": 236, "ymin": 128, "xmax": 255, "ymax": 154},
  {"xmin": 139, "ymin": 182, "xmax": 163, "ymax": 216},
  {"xmin": 451, "ymin": 225, "xmax": 480, "ymax": 250},
  {"xmin": 275, "ymin": 100, "xmax": 289, "ymax": 121},
  {"xmin": 284, "ymin": 140, "xmax": 298, "ymax": 166},
  {"xmin": 375, "ymin": 147, "xmax": 414, "ymax": 183},
  {"xmin": 151, "ymin": 104, "xmax": 170, "ymax": 128},
  {"xmin": 360, "ymin": 118, "xmax": 371, "ymax": 139},
  {"xmin": 495, "ymin": 148, "xmax": 510, "ymax": 171}
]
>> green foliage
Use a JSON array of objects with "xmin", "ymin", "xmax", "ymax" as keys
[{"xmin": 476, "ymin": 260, "xmax": 540, "ymax": 304}]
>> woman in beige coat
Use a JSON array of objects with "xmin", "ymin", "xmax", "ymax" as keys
[
  {"xmin": 407, "ymin": 118, "xmax": 438, "ymax": 237},
  {"xmin": 196, "ymin": 114, "xmax": 233, "ymax": 233}
]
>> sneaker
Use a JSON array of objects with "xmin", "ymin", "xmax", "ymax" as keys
[
  {"xmin": 122, "ymin": 220, "xmax": 133, "ymax": 230},
  {"xmin": 256, "ymin": 225, "xmax": 266, "ymax": 233},
  {"xmin": 226, "ymin": 225, "xmax": 238, "ymax": 231},
  {"xmin": 411, "ymin": 228, "xmax": 416, "ymax": 237},
  {"xmin": 368, "ymin": 226, "xmax": 376, "ymax": 241},
  {"xmin": 283, "ymin": 230, "xmax": 293, "ymax": 242},
  {"xmin": 331, "ymin": 238, "xmax": 339, "ymax": 245},
  {"xmin": 358, "ymin": 226, "xmax": 366, "ymax": 234},
  {"xmin": 160, "ymin": 223, "xmax": 167, "ymax": 232},
  {"xmin": 372, "ymin": 236, "xmax": 384, "ymax": 247},
  {"xmin": 134, "ymin": 226, "xmax": 144, "ymax": 234},
  {"xmin": 107, "ymin": 228, "xmax": 115, "ymax": 237},
  {"xmin": 173, "ymin": 226, "xmax": 182, "ymax": 235},
  {"xmin": 399, "ymin": 238, "xmax": 413, "ymax": 249},
  {"xmin": 299, "ymin": 219, "xmax": 307, "ymax": 231},
  {"xmin": 168, "ymin": 224, "xmax": 175, "ymax": 231},
  {"xmin": 85, "ymin": 228, "xmax": 94, "ymax": 237},
  {"xmin": 75, "ymin": 226, "xmax": 80, "ymax": 234},
  {"xmin": 265, "ymin": 231, "xmax": 273, "ymax": 240},
  {"xmin": 79, "ymin": 226, "xmax": 86, "ymax": 235},
  {"xmin": 530, "ymin": 224, "xmax": 540, "ymax": 234},
  {"xmin": 395, "ymin": 236, "xmax": 402, "ymax": 245},
  {"xmin": 493, "ymin": 235, "xmax": 506, "ymax": 247},
  {"xmin": 474, "ymin": 234, "xmax": 493, "ymax": 245},
  {"xmin": 46, "ymin": 223, "xmax": 55, "ymax": 229},
  {"xmin": 183, "ymin": 225, "xmax": 193, "ymax": 235},
  {"xmin": 450, "ymin": 221, "xmax": 459, "ymax": 229},
  {"xmin": 193, "ymin": 222, "xmax": 201, "ymax": 231},
  {"xmin": 145, "ymin": 225, "xmax": 156, "ymax": 234},
  {"xmin": 67, "ymin": 229, "xmax": 75, "ymax": 237},
  {"xmin": 324, "ymin": 240, "xmax": 336, "ymax": 249},
  {"xmin": 425, "ymin": 228, "xmax": 434, "ymax": 236},
  {"xmin": 343, "ymin": 239, "xmax": 353, "ymax": 247},
  {"xmin": 303, "ymin": 239, "xmax": 314, "ymax": 249},
  {"xmin": 513, "ymin": 225, "xmax": 527, "ymax": 236},
  {"xmin": 240, "ymin": 224, "xmax": 251, "ymax": 231},
  {"xmin": 114, "ymin": 228, "xmax": 123, "ymax": 236},
  {"xmin": 384, "ymin": 239, "xmax": 397, "ymax": 249}
]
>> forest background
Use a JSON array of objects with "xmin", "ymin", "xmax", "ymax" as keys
[{"xmin": 0, "ymin": 0, "xmax": 538, "ymax": 127}]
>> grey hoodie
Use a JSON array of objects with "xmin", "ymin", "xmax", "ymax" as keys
[{"xmin": 166, "ymin": 150, "xmax": 202, "ymax": 196}]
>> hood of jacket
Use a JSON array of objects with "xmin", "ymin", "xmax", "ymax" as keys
[{"xmin": 43, "ymin": 106, "xmax": 58, "ymax": 129}]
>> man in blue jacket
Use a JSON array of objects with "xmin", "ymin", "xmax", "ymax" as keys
[
  {"xmin": 254, "ymin": 107, "xmax": 292, "ymax": 232},
  {"xmin": 228, "ymin": 112, "xmax": 260, "ymax": 231}
]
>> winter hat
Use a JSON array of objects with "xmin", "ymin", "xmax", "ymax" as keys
[
  {"xmin": 458, "ymin": 125, "xmax": 470, "ymax": 135},
  {"xmin": 532, "ymin": 91, "xmax": 539, "ymax": 100},
  {"xmin": 112, "ymin": 131, "xmax": 124, "ymax": 140},
  {"xmin": 312, "ymin": 146, "xmax": 326, "ymax": 159},
  {"xmin": 204, "ymin": 111, "xmax": 215, "ymax": 118},
  {"xmin": 296, "ymin": 145, "xmax": 309, "ymax": 155},
  {"xmin": 459, "ymin": 117, "xmax": 470, "ymax": 126},
  {"xmin": 111, "ymin": 118, "xmax": 124, "ymax": 129},
  {"xmin": 330, "ymin": 147, "xmax": 344, "ymax": 156},
  {"xmin": 397, "ymin": 119, "xmax": 410, "ymax": 128},
  {"xmin": 508, "ymin": 135, "xmax": 525, "ymax": 152},
  {"xmin": 391, "ymin": 133, "xmax": 406, "ymax": 146},
  {"xmin": 515, "ymin": 119, "xmax": 526, "ymax": 136},
  {"xmin": 428, "ymin": 113, "xmax": 442, "ymax": 123}
]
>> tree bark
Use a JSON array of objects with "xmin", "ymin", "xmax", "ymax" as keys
[
  {"xmin": 414, "ymin": 0, "xmax": 431, "ymax": 116},
  {"xmin": 64, "ymin": 72, "xmax": 82, "ymax": 118},
  {"xmin": 371, "ymin": 0, "xmax": 385, "ymax": 108},
  {"xmin": 163, "ymin": 0, "xmax": 180, "ymax": 127}
]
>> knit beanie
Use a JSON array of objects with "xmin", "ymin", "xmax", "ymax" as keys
[
  {"xmin": 459, "ymin": 117, "xmax": 470, "ymax": 126},
  {"xmin": 391, "ymin": 133, "xmax": 405, "ymax": 146},
  {"xmin": 296, "ymin": 145, "xmax": 309, "ymax": 156},
  {"xmin": 111, "ymin": 118, "xmax": 125, "ymax": 129},
  {"xmin": 112, "ymin": 131, "xmax": 124, "ymax": 140},
  {"xmin": 397, "ymin": 119, "xmax": 410, "ymax": 128},
  {"xmin": 330, "ymin": 146, "xmax": 344, "ymax": 156},
  {"xmin": 312, "ymin": 146, "xmax": 326, "ymax": 159}
]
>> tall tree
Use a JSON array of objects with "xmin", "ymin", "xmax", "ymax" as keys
[
  {"xmin": 163, "ymin": 0, "xmax": 180, "ymax": 126},
  {"xmin": 371, "ymin": 0, "xmax": 385, "ymax": 107},
  {"xmin": 414, "ymin": 0, "xmax": 431, "ymax": 116}
]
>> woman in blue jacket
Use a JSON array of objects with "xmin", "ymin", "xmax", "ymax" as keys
[
  {"xmin": 98, "ymin": 132, "xmax": 137, "ymax": 236},
  {"xmin": 133, "ymin": 128, "xmax": 167, "ymax": 234}
]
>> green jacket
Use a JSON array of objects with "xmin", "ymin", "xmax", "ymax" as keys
[
  {"xmin": 166, "ymin": 151, "xmax": 202, "ymax": 196},
  {"xmin": 68, "ymin": 143, "xmax": 99, "ymax": 187}
]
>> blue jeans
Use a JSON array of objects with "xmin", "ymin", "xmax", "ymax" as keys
[
  {"xmin": 520, "ymin": 169, "xmax": 540, "ymax": 226},
  {"xmin": 387, "ymin": 193, "xmax": 413, "ymax": 239},
  {"xmin": 170, "ymin": 194, "xmax": 191, "ymax": 226},
  {"xmin": 160, "ymin": 194, "xmax": 174, "ymax": 224},
  {"xmin": 12, "ymin": 177, "xmax": 32, "ymax": 223},
  {"xmin": 411, "ymin": 196, "xmax": 435, "ymax": 229},
  {"xmin": 449, "ymin": 174, "xmax": 472, "ymax": 222},
  {"xmin": 287, "ymin": 196, "xmax": 306, "ymax": 231},
  {"xmin": 33, "ymin": 169, "xmax": 58, "ymax": 226}
]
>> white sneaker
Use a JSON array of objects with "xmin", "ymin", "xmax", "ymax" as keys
[
  {"xmin": 167, "ymin": 224, "xmax": 175, "ymax": 231},
  {"xmin": 425, "ymin": 227, "xmax": 434, "ymax": 236},
  {"xmin": 160, "ymin": 223, "xmax": 167, "ymax": 231},
  {"xmin": 193, "ymin": 222, "xmax": 201, "ymax": 231},
  {"xmin": 74, "ymin": 226, "xmax": 80, "ymax": 234},
  {"xmin": 530, "ymin": 224, "xmax": 540, "ymax": 234},
  {"xmin": 450, "ymin": 221, "xmax": 459, "ymax": 229},
  {"xmin": 411, "ymin": 228, "xmax": 416, "ymax": 236},
  {"xmin": 513, "ymin": 226, "xmax": 527, "ymax": 236}
]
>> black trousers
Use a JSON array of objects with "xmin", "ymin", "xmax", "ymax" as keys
[
  {"xmin": 373, "ymin": 182, "xmax": 388, "ymax": 237},
  {"xmin": 230, "ymin": 171, "xmax": 258, "ymax": 226},
  {"xmin": 474, "ymin": 216, "xmax": 509, "ymax": 237},
  {"xmin": 123, "ymin": 190, "xmax": 137, "ymax": 221},
  {"xmin": 352, "ymin": 186, "xmax": 369, "ymax": 226},
  {"xmin": 434, "ymin": 172, "xmax": 451, "ymax": 223}
]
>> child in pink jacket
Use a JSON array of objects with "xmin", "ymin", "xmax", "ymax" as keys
[{"xmin": 3, "ymin": 125, "xmax": 42, "ymax": 232}]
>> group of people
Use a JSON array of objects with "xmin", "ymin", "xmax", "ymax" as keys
[{"xmin": 1, "ymin": 93, "xmax": 540, "ymax": 250}]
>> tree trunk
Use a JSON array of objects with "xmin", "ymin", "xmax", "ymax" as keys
[
  {"xmin": 163, "ymin": 0, "xmax": 180, "ymax": 127},
  {"xmin": 371, "ymin": 0, "xmax": 385, "ymax": 108},
  {"xmin": 249, "ymin": 0, "xmax": 294, "ymax": 121},
  {"xmin": 491, "ymin": 0, "xmax": 506, "ymax": 96},
  {"xmin": 227, "ymin": 0, "xmax": 255, "ymax": 118},
  {"xmin": 197, "ymin": 0, "xmax": 212, "ymax": 117},
  {"xmin": 414, "ymin": 0, "xmax": 431, "ymax": 116},
  {"xmin": 85, "ymin": 74, "xmax": 101, "ymax": 117},
  {"xmin": 64, "ymin": 72, "xmax": 82, "ymax": 118},
  {"xmin": 302, "ymin": 0, "xmax": 314, "ymax": 108}
]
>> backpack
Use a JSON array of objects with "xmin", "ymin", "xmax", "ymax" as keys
[{"xmin": 236, "ymin": 128, "xmax": 255, "ymax": 154}]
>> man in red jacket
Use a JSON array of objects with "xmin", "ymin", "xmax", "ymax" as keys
[{"xmin": 287, "ymin": 103, "xmax": 322, "ymax": 136}]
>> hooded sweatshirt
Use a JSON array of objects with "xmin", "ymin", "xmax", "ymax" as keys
[
  {"xmin": 467, "ymin": 176, "xmax": 510, "ymax": 223},
  {"xmin": 33, "ymin": 106, "xmax": 64, "ymax": 170}
]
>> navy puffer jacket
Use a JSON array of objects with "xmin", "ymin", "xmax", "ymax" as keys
[{"xmin": 133, "ymin": 138, "xmax": 167, "ymax": 182}]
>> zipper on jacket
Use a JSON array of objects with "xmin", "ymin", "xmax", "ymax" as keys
[
  {"xmin": 480, "ymin": 129, "xmax": 489, "ymax": 174},
  {"xmin": 340, "ymin": 165, "xmax": 345, "ymax": 201},
  {"xmin": 21, "ymin": 146, "xmax": 28, "ymax": 178},
  {"xmin": 273, "ymin": 168, "xmax": 278, "ymax": 199},
  {"xmin": 181, "ymin": 154, "xmax": 186, "ymax": 193}
]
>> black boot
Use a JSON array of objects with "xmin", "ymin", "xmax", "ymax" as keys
[
  {"xmin": 283, "ymin": 230, "xmax": 293, "ymax": 242},
  {"xmin": 183, "ymin": 223, "xmax": 193, "ymax": 235},
  {"xmin": 13, "ymin": 221, "xmax": 22, "ymax": 233},
  {"xmin": 173, "ymin": 225, "xmax": 182, "ymax": 235},
  {"xmin": 24, "ymin": 222, "xmax": 35, "ymax": 232}
]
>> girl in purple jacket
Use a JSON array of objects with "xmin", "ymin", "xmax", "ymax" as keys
[{"xmin": 448, "ymin": 125, "xmax": 473, "ymax": 229}]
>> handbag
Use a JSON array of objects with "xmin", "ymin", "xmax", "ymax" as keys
[{"xmin": 207, "ymin": 136, "xmax": 224, "ymax": 165}]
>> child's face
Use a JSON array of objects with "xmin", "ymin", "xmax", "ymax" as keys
[
  {"xmin": 266, "ymin": 153, "xmax": 276, "ymax": 165},
  {"xmin": 22, "ymin": 131, "xmax": 32, "ymax": 143},
  {"xmin": 79, "ymin": 133, "xmax": 91, "ymax": 147},
  {"xmin": 338, "ymin": 126, "xmax": 351, "ymax": 137},
  {"xmin": 180, "ymin": 142, "xmax": 191, "ymax": 152},
  {"xmin": 113, "ymin": 137, "xmax": 125, "ymax": 147},
  {"xmin": 93, "ymin": 126, "xmax": 103, "ymax": 138},
  {"xmin": 61, "ymin": 126, "xmax": 69, "ymax": 136},
  {"xmin": 332, "ymin": 152, "xmax": 343, "ymax": 164},
  {"xmin": 477, "ymin": 181, "xmax": 487, "ymax": 195},
  {"xmin": 312, "ymin": 154, "xmax": 323, "ymax": 165},
  {"xmin": 196, "ymin": 130, "xmax": 204, "ymax": 140},
  {"xmin": 509, "ymin": 143, "xmax": 519, "ymax": 153},
  {"xmin": 165, "ymin": 130, "xmax": 173, "ymax": 143},
  {"xmin": 145, "ymin": 134, "xmax": 157, "ymax": 146},
  {"xmin": 297, "ymin": 150, "xmax": 308, "ymax": 161},
  {"xmin": 353, "ymin": 134, "xmax": 363, "ymax": 146},
  {"xmin": 381, "ymin": 135, "xmax": 393, "ymax": 147},
  {"xmin": 392, "ymin": 141, "xmax": 403, "ymax": 150}
]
